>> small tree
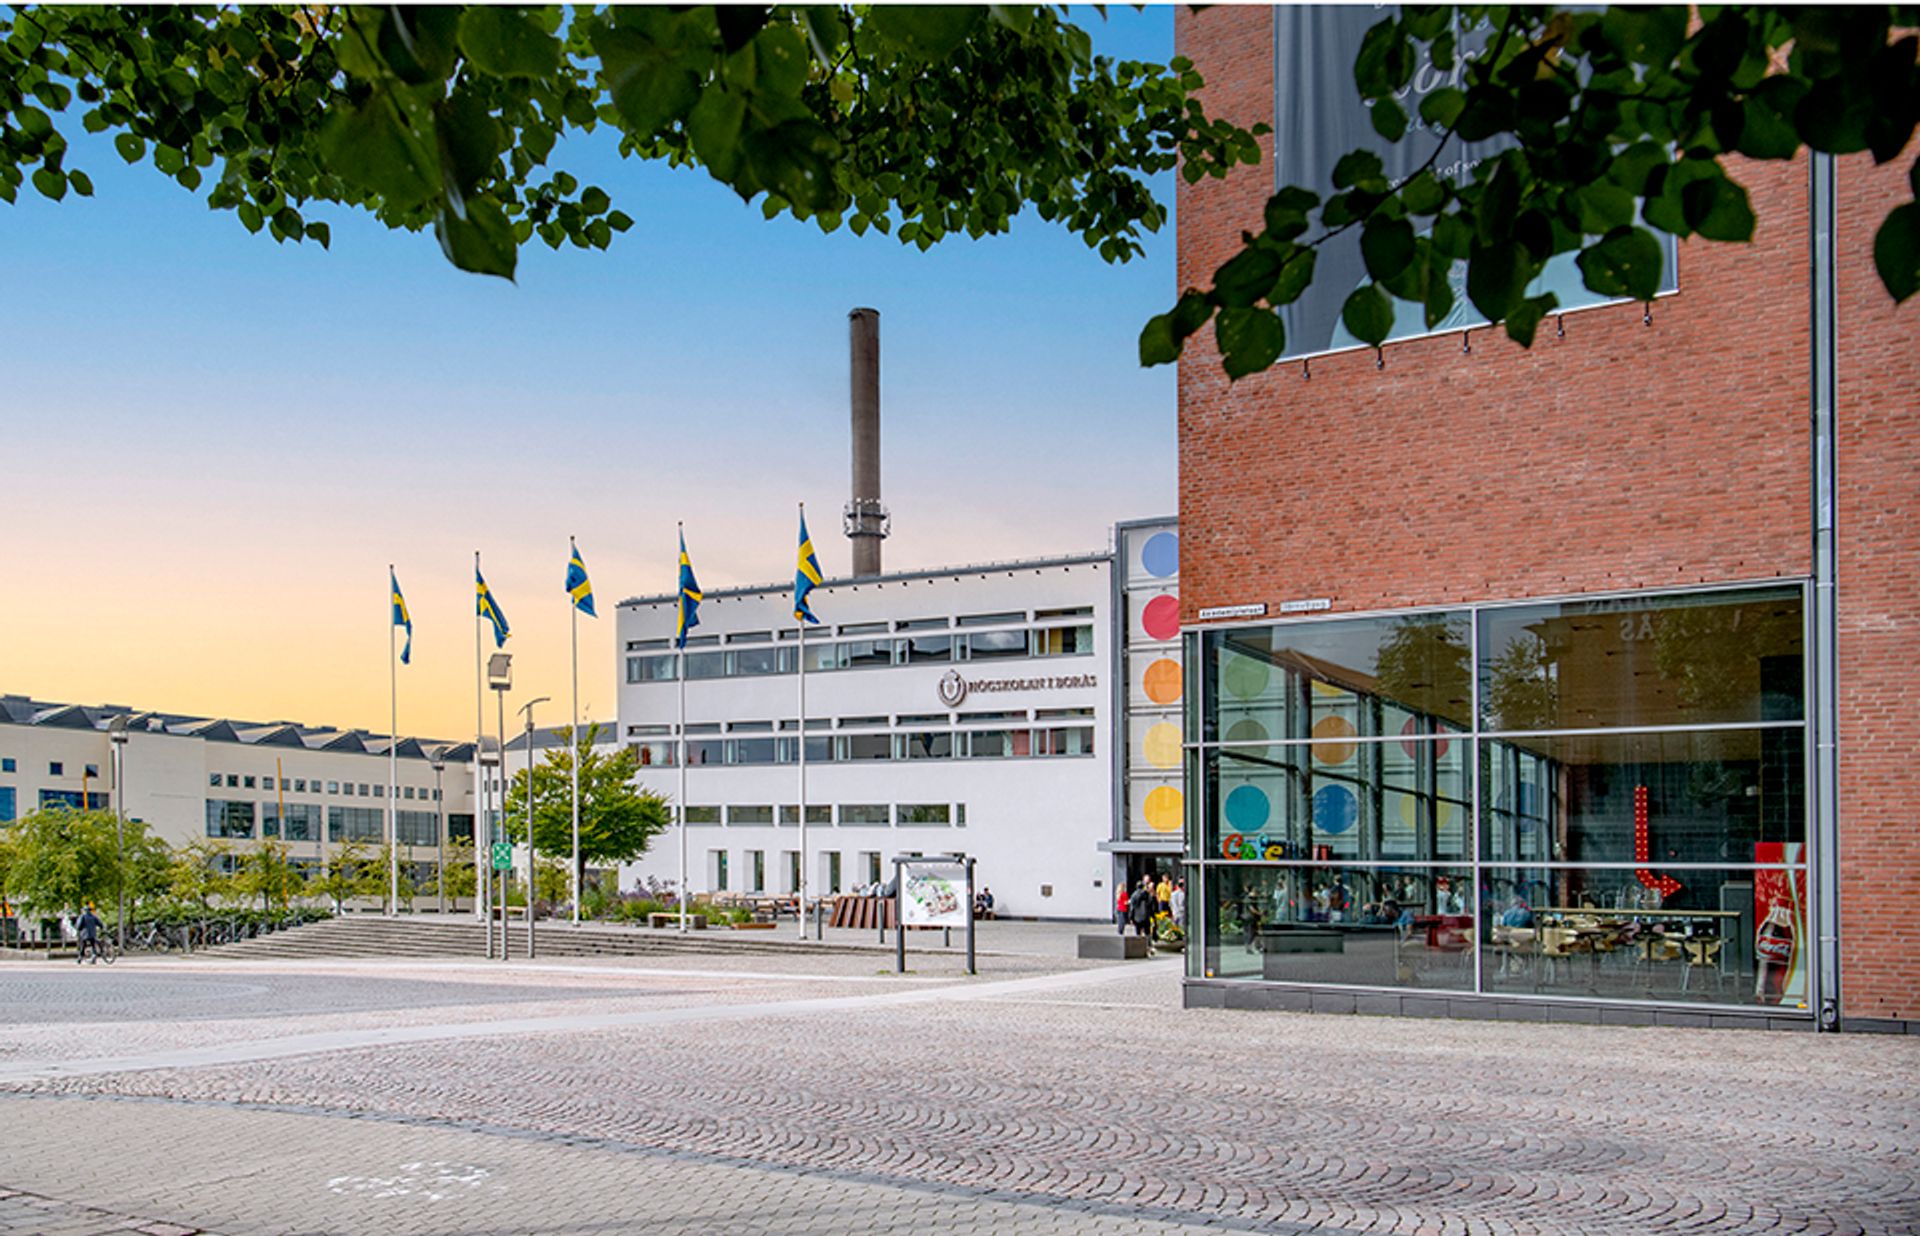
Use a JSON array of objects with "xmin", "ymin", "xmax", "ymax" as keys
[
  {"xmin": 435, "ymin": 839, "xmax": 476, "ymax": 908},
  {"xmin": 167, "ymin": 839, "xmax": 236, "ymax": 914},
  {"xmin": 314, "ymin": 839, "xmax": 371, "ymax": 912},
  {"xmin": 236, "ymin": 840, "xmax": 302, "ymax": 912},
  {"xmin": 503, "ymin": 725, "xmax": 672, "ymax": 901},
  {"xmin": 1, "ymin": 806, "xmax": 126, "ymax": 917}
]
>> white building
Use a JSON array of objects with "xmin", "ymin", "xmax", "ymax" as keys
[{"xmin": 614, "ymin": 518, "xmax": 1184, "ymax": 920}]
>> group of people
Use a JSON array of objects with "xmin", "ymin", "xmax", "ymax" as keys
[{"xmin": 1115, "ymin": 871, "xmax": 1185, "ymax": 936}]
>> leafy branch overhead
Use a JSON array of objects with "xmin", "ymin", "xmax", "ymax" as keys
[
  {"xmin": 0, "ymin": 4, "xmax": 1261, "ymax": 279},
  {"xmin": 1143, "ymin": 5, "xmax": 1920, "ymax": 379}
]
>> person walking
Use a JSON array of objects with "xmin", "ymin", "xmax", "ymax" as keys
[
  {"xmin": 1155, "ymin": 872, "xmax": 1173, "ymax": 915},
  {"xmin": 1129, "ymin": 877, "xmax": 1155, "ymax": 937},
  {"xmin": 74, "ymin": 903, "xmax": 103, "ymax": 965},
  {"xmin": 1115, "ymin": 883, "xmax": 1130, "ymax": 935},
  {"xmin": 1169, "ymin": 879, "xmax": 1187, "ymax": 924}
]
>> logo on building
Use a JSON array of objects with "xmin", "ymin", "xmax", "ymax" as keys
[{"xmin": 937, "ymin": 670, "xmax": 967, "ymax": 708}]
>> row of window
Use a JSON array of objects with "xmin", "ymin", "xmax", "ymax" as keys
[
  {"xmin": 682, "ymin": 802, "xmax": 963, "ymax": 828},
  {"xmin": 205, "ymin": 800, "xmax": 445, "ymax": 847},
  {"xmin": 628, "ymin": 725, "xmax": 1097, "ymax": 768},
  {"xmin": 2, "ymin": 758, "xmax": 98, "ymax": 777},
  {"xmin": 630, "ymin": 607, "xmax": 1093, "ymax": 652},
  {"xmin": 209, "ymin": 772, "xmax": 443, "ymax": 801},
  {"xmin": 626, "ymin": 624, "xmax": 1094, "ymax": 684}
]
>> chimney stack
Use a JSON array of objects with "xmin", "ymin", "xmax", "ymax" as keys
[{"xmin": 845, "ymin": 307, "xmax": 888, "ymax": 577}]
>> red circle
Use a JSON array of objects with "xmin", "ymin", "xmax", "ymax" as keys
[{"xmin": 1141, "ymin": 595, "xmax": 1180, "ymax": 642}]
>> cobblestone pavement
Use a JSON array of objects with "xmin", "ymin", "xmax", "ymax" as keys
[{"xmin": 1, "ymin": 952, "xmax": 1916, "ymax": 1235}]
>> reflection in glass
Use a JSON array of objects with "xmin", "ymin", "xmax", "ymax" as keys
[
  {"xmin": 1478, "ymin": 864, "xmax": 1809, "ymax": 1009},
  {"xmin": 1203, "ymin": 739, "xmax": 1466, "ymax": 863},
  {"xmin": 1477, "ymin": 588, "xmax": 1803, "ymax": 731},
  {"xmin": 1481, "ymin": 728, "xmax": 1804, "ymax": 864},
  {"xmin": 1202, "ymin": 865, "xmax": 1473, "ymax": 990}
]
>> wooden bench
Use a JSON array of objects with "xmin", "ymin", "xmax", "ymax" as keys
[{"xmin": 647, "ymin": 912, "xmax": 705, "ymax": 930}]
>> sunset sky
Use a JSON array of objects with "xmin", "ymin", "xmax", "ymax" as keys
[{"xmin": 0, "ymin": 8, "xmax": 1182, "ymax": 740}]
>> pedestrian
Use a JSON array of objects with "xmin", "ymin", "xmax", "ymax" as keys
[
  {"xmin": 1155, "ymin": 871, "xmax": 1172, "ymax": 915},
  {"xmin": 1129, "ymin": 877, "xmax": 1154, "ymax": 937},
  {"xmin": 1169, "ymin": 880, "xmax": 1186, "ymax": 923},
  {"xmin": 1115, "ymin": 883, "xmax": 1130, "ymax": 935},
  {"xmin": 74, "ymin": 903, "xmax": 103, "ymax": 965}
]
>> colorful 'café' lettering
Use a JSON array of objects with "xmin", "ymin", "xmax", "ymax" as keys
[{"xmin": 1220, "ymin": 834, "xmax": 1295, "ymax": 862}]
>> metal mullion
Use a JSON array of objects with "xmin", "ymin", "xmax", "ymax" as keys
[{"xmin": 1470, "ymin": 603, "xmax": 1484, "ymax": 996}]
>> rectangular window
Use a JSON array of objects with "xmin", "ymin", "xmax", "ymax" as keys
[
  {"xmin": 626, "ymin": 654, "xmax": 679, "ymax": 683},
  {"xmin": 1034, "ymin": 606, "xmax": 1094, "ymax": 620},
  {"xmin": 775, "ymin": 736, "xmax": 832, "ymax": 764},
  {"xmin": 896, "ymin": 617, "xmax": 949, "ymax": 631},
  {"xmin": 39, "ymin": 790, "xmax": 109, "ymax": 810},
  {"xmin": 728, "ymin": 805, "xmax": 774, "ymax": 826},
  {"xmin": 839, "ymin": 716, "xmax": 887, "ymax": 728},
  {"xmin": 630, "ymin": 739, "xmax": 679, "ymax": 768},
  {"xmin": 840, "ymin": 804, "xmax": 890, "ymax": 826},
  {"xmin": 205, "ymin": 799, "xmax": 257, "ymax": 839},
  {"xmin": 966, "ymin": 630, "xmax": 1029, "ymax": 660},
  {"xmin": 328, "ymin": 781, "xmax": 340, "ymax": 794},
  {"xmin": 0, "ymin": 787, "xmax": 15, "ymax": 822},
  {"xmin": 1035, "ymin": 707, "xmax": 1095, "ymax": 719},
  {"xmin": 85, "ymin": 764, "xmax": 100, "ymax": 778},
  {"xmin": 209, "ymin": 773, "xmax": 221, "ymax": 787},
  {"xmin": 965, "ymin": 729, "xmax": 1031, "ymax": 758},
  {"xmin": 1034, "ymin": 625, "xmax": 1094, "ymax": 657},
  {"xmin": 958, "ymin": 611, "xmax": 1024, "ymax": 627},
  {"xmin": 226, "ymin": 774, "xmax": 239, "ymax": 787},
  {"xmin": 685, "ymin": 739, "xmax": 725, "ymax": 766},
  {"xmin": 838, "ymin": 621, "xmax": 888, "ymax": 636},
  {"xmin": 840, "ymin": 639, "xmax": 896, "ymax": 670},
  {"xmin": 243, "ymin": 775, "xmax": 256, "ymax": 789},
  {"xmin": 1038, "ymin": 727, "xmax": 1094, "ymax": 756},
  {"xmin": 839, "ymin": 733, "xmax": 893, "ymax": 761},
  {"xmin": 729, "ymin": 738, "xmax": 778, "ymax": 764},
  {"xmin": 901, "ymin": 633, "xmax": 953, "ymax": 664},
  {"xmin": 729, "ymin": 646, "xmax": 787, "ymax": 676},
  {"xmin": 263, "ymin": 776, "xmax": 275, "ymax": 791},
  {"xmin": 404, "ymin": 786, "xmax": 415, "ymax": 800},
  {"xmin": 374, "ymin": 785, "xmax": 385, "ymax": 798},
  {"xmin": 727, "ymin": 720, "xmax": 774, "ymax": 732},
  {"xmin": 727, "ymin": 631, "xmax": 773, "ymax": 644},
  {"xmin": 0, "ymin": 757, "xmax": 13, "ymax": 773},
  {"xmin": 396, "ymin": 809, "xmax": 437, "ymax": 847},
  {"xmin": 900, "ymin": 731, "xmax": 953, "ymax": 760},
  {"xmin": 685, "ymin": 806, "xmax": 722, "ymax": 826},
  {"xmin": 864, "ymin": 851, "xmax": 883, "ymax": 886},
  {"xmin": 710, "ymin": 848, "xmax": 730, "ymax": 891},
  {"xmin": 263, "ymin": 802, "xmax": 319, "ymax": 841},
  {"xmin": 749, "ymin": 849, "xmax": 766, "ymax": 892},
  {"xmin": 628, "ymin": 638, "xmax": 671, "ymax": 652},
  {"xmin": 684, "ymin": 650, "xmax": 727, "ymax": 679},
  {"xmin": 448, "ymin": 813, "xmax": 475, "ymax": 843},
  {"xmin": 897, "ymin": 804, "xmax": 951, "ymax": 826},
  {"xmin": 49, "ymin": 762, "xmax": 64, "ymax": 777},
  {"xmin": 780, "ymin": 804, "xmax": 833, "ymax": 826}
]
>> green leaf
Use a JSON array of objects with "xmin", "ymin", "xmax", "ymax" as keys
[
  {"xmin": 1504, "ymin": 292, "xmax": 1557, "ymax": 348},
  {"xmin": 686, "ymin": 88, "xmax": 747, "ymax": 182},
  {"xmin": 31, "ymin": 167, "xmax": 66, "ymax": 201},
  {"xmin": 1332, "ymin": 149, "xmax": 1386, "ymax": 190},
  {"xmin": 319, "ymin": 95, "xmax": 443, "ymax": 210},
  {"xmin": 435, "ymin": 194, "xmax": 517, "ymax": 279},
  {"xmin": 1418, "ymin": 87, "xmax": 1465, "ymax": 129},
  {"xmin": 1361, "ymin": 216, "xmax": 1416, "ymax": 281},
  {"xmin": 580, "ymin": 186, "xmax": 611, "ymax": 215},
  {"xmin": 866, "ymin": 7, "xmax": 983, "ymax": 59},
  {"xmin": 305, "ymin": 220, "xmax": 331, "ymax": 248},
  {"xmin": 1681, "ymin": 174, "xmax": 1755, "ymax": 243},
  {"xmin": 1571, "ymin": 182, "xmax": 1636, "ymax": 234},
  {"xmin": 82, "ymin": 108, "xmax": 109, "ymax": 134},
  {"xmin": 1370, "ymin": 98, "xmax": 1407, "ymax": 143},
  {"xmin": 1263, "ymin": 186, "xmax": 1319, "ymax": 240},
  {"xmin": 1401, "ymin": 171, "xmax": 1446, "ymax": 216},
  {"xmin": 458, "ymin": 7, "xmax": 562, "ymax": 78},
  {"xmin": 1216, "ymin": 307, "xmax": 1286, "ymax": 379},
  {"xmin": 237, "ymin": 201, "xmax": 264, "ymax": 233},
  {"xmin": 607, "ymin": 210, "xmax": 634, "ymax": 233},
  {"xmin": 1874, "ymin": 202, "xmax": 1920, "ymax": 303},
  {"xmin": 1577, "ymin": 225, "xmax": 1664, "ymax": 301},
  {"xmin": 1795, "ymin": 75, "xmax": 1872, "ymax": 154},
  {"xmin": 114, "ymin": 133, "xmax": 145, "ymax": 164},
  {"xmin": 595, "ymin": 27, "xmax": 702, "ymax": 135},
  {"xmin": 1213, "ymin": 245, "xmax": 1282, "ymax": 308},
  {"xmin": 1466, "ymin": 239, "xmax": 1530, "ymax": 323},
  {"xmin": 1607, "ymin": 141, "xmax": 1668, "ymax": 196},
  {"xmin": 1354, "ymin": 18, "xmax": 1414, "ymax": 96},
  {"xmin": 1340, "ymin": 284, "xmax": 1394, "ymax": 347},
  {"xmin": 68, "ymin": 169, "xmax": 92, "ymax": 197},
  {"xmin": 1268, "ymin": 247, "xmax": 1317, "ymax": 306}
]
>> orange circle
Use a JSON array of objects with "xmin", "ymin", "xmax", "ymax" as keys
[
  {"xmin": 1142, "ymin": 658, "xmax": 1183, "ymax": 704},
  {"xmin": 1311, "ymin": 714, "xmax": 1357, "ymax": 765}
]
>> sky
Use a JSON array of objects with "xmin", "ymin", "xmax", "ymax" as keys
[{"xmin": 0, "ymin": 7, "xmax": 1184, "ymax": 740}]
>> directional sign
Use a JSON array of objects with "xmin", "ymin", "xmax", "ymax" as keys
[{"xmin": 491, "ymin": 843, "xmax": 513, "ymax": 871}]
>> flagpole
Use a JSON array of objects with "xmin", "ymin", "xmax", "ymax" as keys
[
  {"xmin": 677, "ymin": 523, "xmax": 689, "ymax": 935},
  {"xmin": 796, "ymin": 505, "xmax": 809, "ymax": 940},
  {"xmin": 475, "ymin": 551, "xmax": 487, "ymax": 925},
  {"xmin": 388, "ymin": 564, "xmax": 399, "ymax": 918},
  {"xmin": 569, "ymin": 537, "xmax": 582, "ymax": 926}
]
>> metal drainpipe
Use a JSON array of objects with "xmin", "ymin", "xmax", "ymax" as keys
[{"xmin": 1809, "ymin": 152, "xmax": 1841, "ymax": 1031}]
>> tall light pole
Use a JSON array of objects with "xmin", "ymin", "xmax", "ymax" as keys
[
  {"xmin": 488, "ymin": 652, "xmax": 512, "ymax": 961},
  {"xmin": 108, "ymin": 717, "xmax": 129, "ymax": 951},
  {"xmin": 479, "ymin": 748, "xmax": 500, "ymax": 957},
  {"xmin": 431, "ymin": 749, "xmax": 447, "ymax": 915},
  {"xmin": 519, "ymin": 696, "xmax": 550, "ymax": 960}
]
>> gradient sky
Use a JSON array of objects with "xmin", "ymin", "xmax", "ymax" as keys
[{"xmin": 0, "ymin": 7, "xmax": 1186, "ymax": 740}]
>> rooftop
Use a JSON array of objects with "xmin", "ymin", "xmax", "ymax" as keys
[{"xmin": 0, "ymin": 693, "xmax": 477, "ymax": 762}]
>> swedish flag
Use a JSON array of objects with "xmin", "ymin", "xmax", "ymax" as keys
[
  {"xmin": 390, "ymin": 569, "xmax": 413, "ymax": 666},
  {"xmin": 566, "ymin": 541, "xmax": 596, "ymax": 618},
  {"xmin": 477, "ymin": 568, "xmax": 510, "ymax": 648},
  {"xmin": 794, "ymin": 511, "xmax": 822, "ymax": 625},
  {"xmin": 675, "ymin": 529, "xmax": 702, "ymax": 648}
]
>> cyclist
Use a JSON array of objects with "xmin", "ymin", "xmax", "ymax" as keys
[{"xmin": 74, "ymin": 903, "xmax": 104, "ymax": 965}]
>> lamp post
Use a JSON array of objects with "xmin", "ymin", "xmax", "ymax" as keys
[
  {"xmin": 487, "ymin": 652, "xmax": 512, "ymax": 960},
  {"xmin": 518, "ymin": 696, "xmax": 551, "ymax": 960},
  {"xmin": 107, "ymin": 717, "xmax": 129, "ymax": 951},
  {"xmin": 479, "ymin": 748, "xmax": 500, "ymax": 958},
  {"xmin": 431, "ymin": 749, "xmax": 447, "ymax": 915}
]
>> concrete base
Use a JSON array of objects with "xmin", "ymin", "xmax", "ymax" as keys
[{"xmin": 1078, "ymin": 933, "xmax": 1150, "ymax": 960}]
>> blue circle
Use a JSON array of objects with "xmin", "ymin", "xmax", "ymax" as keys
[
  {"xmin": 1312, "ymin": 784, "xmax": 1358, "ymax": 836},
  {"xmin": 1223, "ymin": 785, "xmax": 1270, "ymax": 832},
  {"xmin": 1141, "ymin": 532, "xmax": 1179, "ymax": 578}
]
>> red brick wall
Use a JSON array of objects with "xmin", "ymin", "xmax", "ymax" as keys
[
  {"xmin": 1177, "ymin": 8, "xmax": 1918, "ymax": 1021},
  {"xmin": 1835, "ymin": 155, "xmax": 1920, "ymax": 1022}
]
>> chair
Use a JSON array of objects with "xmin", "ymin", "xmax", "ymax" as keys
[{"xmin": 1680, "ymin": 937, "xmax": 1724, "ymax": 993}]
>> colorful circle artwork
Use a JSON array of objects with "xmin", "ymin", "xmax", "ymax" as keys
[
  {"xmin": 1141, "ymin": 594, "xmax": 1180, "ymax": 642},
  {"xmin": 1141, "ymin": 531, "xmax": 1179, "ymax": 578},
  {"xmin": 1312, "ymin": 783, "xmax": 1359, "ymax": 835},
  {"xmin": 1221, "ymin": 652, "xmax": 1270, "ymax": 700},
  {"xmin": 1223, "ymin": 717, "xmax": 1270, "ymax": 757},
  {"xmin": 1310, "ymin": 714, "xmax": 1357, "ymax": 765},
  {"xmin": 1142, "ymin": 785, "xmax": 1184, "ymax": 833},
  {"xmin": 1399, "ymin": 715, "xmax": 1451, "ymax": 761},
  {"xmin": 1142, "ymin": 657, "xmax": 1183, "ymax": 705},
  {"xmin": 1142, "ymin": 722, "xmax": 1183, "ymax": 769},
  {"xmin": 1224, "ymin": 784, "xmax": 1271, "ymax": 831}
]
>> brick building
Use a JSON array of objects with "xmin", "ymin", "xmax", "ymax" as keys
[{"xmin": 1175, "ymin": 7, "xmax": 1917, "ymax": 1031}]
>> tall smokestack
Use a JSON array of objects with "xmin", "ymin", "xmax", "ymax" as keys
[{"xmin": 845, "ymin": 306, "xmax": 888, "ymax": 577}]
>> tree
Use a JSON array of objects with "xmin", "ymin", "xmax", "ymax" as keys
[
  {"xmin": 0, "ymin": 806, "xmax": 130, "ymax": 917},
  {"xmin": 235, "ymin": 838, "xmax": 303, "ymax": 911},
  {"xmin": 433, "ymin": 838, "xmax": 477, "ymax": 906},
  {"xmin": 1145, "ymin": 6, "xmax": 1919, "ymax": 378},
  {"xmin": 167, "ymin": 839, "xmax": 237, "ymax": 913},
  {"xmin": 0, "ymin": 5, "xmax": 1255, "ymax": 279},
  {"xmin": 502, "ymin": 723, "xmax": 671, "ymax": 898},
  {"xmin": 313, "ymin": 838, "xmax": 375, "ymax": 911}
]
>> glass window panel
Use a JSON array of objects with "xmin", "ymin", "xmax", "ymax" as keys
[
  {"xmin": 901, "ymin": 634, "xmax": 953, "ymax": 664},
  {"xmin": 964, "ymin": 729, "xmax": 1032, "ymax": 758},
  {"xmin": 1037, "ymin": 726, "xmax": 1095, "ymax": 756},
  {"xmin": 1200, "ymin": 864, "xmax": 1474, "ymax": 991},
  {"xmin": 957, "ymin": 612, "xmax": 1023, "ymax": 627},
  {"xmin": 1480, "ymin": 728, "xmax": 1804, "ymax": 864},
  {"xmin": 1202, "ymin": 738, "xmax": 1466, "ymax": 864},
  {"xmin": 898, "ymin": 804, "xmax": 951, "ymax": 825},
  {"xmin": 1034, "ymin": 625, "xmax": 1094, "ymax": 657},
  {"xmin": 1477, "ymin": 864, "xmax": 1809, "ymax": 1010},
  {"xmin": 685, "ymin": 806, "xmax": 721, "ymax": 825},
  {"xmin": 685, "ymin": 739, "xmax": 725, "ymax": 765},
  {"xmin": 900, "ymin": 731, "xmax": 952, "ymax": 759},
  {"xmin": 840, "ymin": 733, "xmax": 893, "ymax": 761},
  {"xmin": 774, "ymin": 736, "xmax": 832, "ymax": 763},
  {"xmin": 205, "ymin": 799, "xmax": 256, "ymax": 839},
  {"xmin": 840, "ymin": 804, "xmax": 889, "ymax": 826},
  {"xmin": 841, "ymin": 639, "xmax": 896, "ymax": 670},
  {"xmin": 966, "ymin": 630, "xmax": 1029, "ymax": 660},
  {"xmin": 729, "ymin": 646, "xmax": 785, "ymax": 676},
  {"xmin": 779, "ymin": 804, "xmax": 832, "ymax": 825},
  {"xmin": 1477, "ymin": 587, "xmax": 1804, "ymax": 731},
  {"xmin": 727, "ymin": 738, "xmax": 776, "ymax": 765},
  {"xmin": 683, "ymin": 651, "xmax": 726, "ymax": 680},
  {"xmin": 630, "ymin": 740, "xmax": 678, "ymax": 768},
  {"xmin": 729, "ymin": 806, "xmax": 773, "ymax": 825},
  {"xmin": 626, "ymin": 654, "xmax": 678, "ymax": 682}
]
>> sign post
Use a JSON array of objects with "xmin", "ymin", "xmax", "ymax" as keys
[
  {"xmin": 493, "ymin": 843, "xmax": 512, "ymax": 962},
  {"xmin": 893, "ymin": 854, "xmax": 976, "ymax": 976}
]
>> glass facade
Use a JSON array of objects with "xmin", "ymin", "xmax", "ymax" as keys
[{"xmin": 1189, "ymin": 584, "xmax": 1811, "ymax": 1014}]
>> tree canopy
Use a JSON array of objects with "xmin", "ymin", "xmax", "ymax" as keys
[
  {"xmin": 1, "ymin": 5, "xmax": 1912, "ymax": 382},
  {"xmin": 502, "ymin": 724, "xmax": 671, "ymax": 885},
  {"xmin": 0, "ymin": 806, "xmax": 168, "ymax": 916}
]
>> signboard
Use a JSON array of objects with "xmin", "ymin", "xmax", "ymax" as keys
[
  {"xmin": 900, "ymin": 860, "xmax": 969, "ymax": 928},
  {"xmin": 491, "ymin": 843, "xmax": 513, "ymax": 871},
  {"xmin": 1271, "ymin": 7, "xmax": 1678, "ymax": 359},
  {"xmin": 1278, "ymin": 598, "xmax": 1333, "ymax": 614},
  {"xmin": 1199, "ymin": 603, "xmax": 1269, "ymax": 620}
]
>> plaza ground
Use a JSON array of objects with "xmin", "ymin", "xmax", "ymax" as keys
[{"xmin": 0, "ymin": 922, "xmax": 1915, "ymax": 1235}]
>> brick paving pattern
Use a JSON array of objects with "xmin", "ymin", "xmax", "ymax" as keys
[{"xmin": 0, "ymin": 943, "xmax": 1915, "ymax": 1234}]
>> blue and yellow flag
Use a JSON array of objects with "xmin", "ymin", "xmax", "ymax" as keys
[
  {"xmin": 390, "ymin": 569, "xmax": 413, "ymax": 666},
  {"xmin": 675, "ymin": 530, "xmax": 702, "ymax": 648},
  {"xmin": 794, "ymin": 511, "xmax": 822, "ymax": 625},
  {"xmin": 566, "ymin": 541, "xmax": 596, "ymax": 618},
  {"xmin": 477, "ymin": 568, "xmax": 510, "ymax": 648}
]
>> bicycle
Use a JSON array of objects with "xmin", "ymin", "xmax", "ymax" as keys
[{"xmin": 74, "ymin": 936, "xmax": 116, "ymax": 965}]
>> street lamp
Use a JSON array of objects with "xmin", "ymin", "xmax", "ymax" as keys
[
  {"xmin": 487, "ymin": 653, "xmax": 511, "ymax": 961},
  {"xmin": 431, "ymin": 749, "xmax": 447, "ymax": 915},
  {"xmin": 518, "ymin": 696, "xmax": 550, "ymax": 961},
  {"xmin": 479, "ymin": 747, "xmax": 501, "ymax": 959},
  {"xmin": 107, "ymin": 716, "xmax": 129, "ymax": 951}
]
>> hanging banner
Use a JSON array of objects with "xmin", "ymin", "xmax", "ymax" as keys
[
  {"xmin": 1271, "ymin": 7, "xmax": 1679, "ymax": 359},
  {"xmin": 900, "ymin": 860, "xmax": 969, "ymax": 927}
]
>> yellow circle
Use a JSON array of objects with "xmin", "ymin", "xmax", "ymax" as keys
[
  {"xmin": 1142, "ymin": 658, "xmax": 1183, "ymax": 704},
  {"xmin": 1311, "ymin": 714, "xmax": 1357, "ymax": 765},
  {"xmin": 1142, "ymin": 722, "xmax": 1183, "ymax": 769},
  {"xmin": 1142, "ymin": 785, "xmax": 1184, "ymax": 833}
]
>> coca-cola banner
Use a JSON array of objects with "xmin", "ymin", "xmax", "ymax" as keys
[
  {"xmin": 1753, "ymin": 844, "xmax": 1808, "ymax": 1007},
  {"xmin": 1270, "ymin": 7, "xmax": 1679, "ymax": 359}
]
